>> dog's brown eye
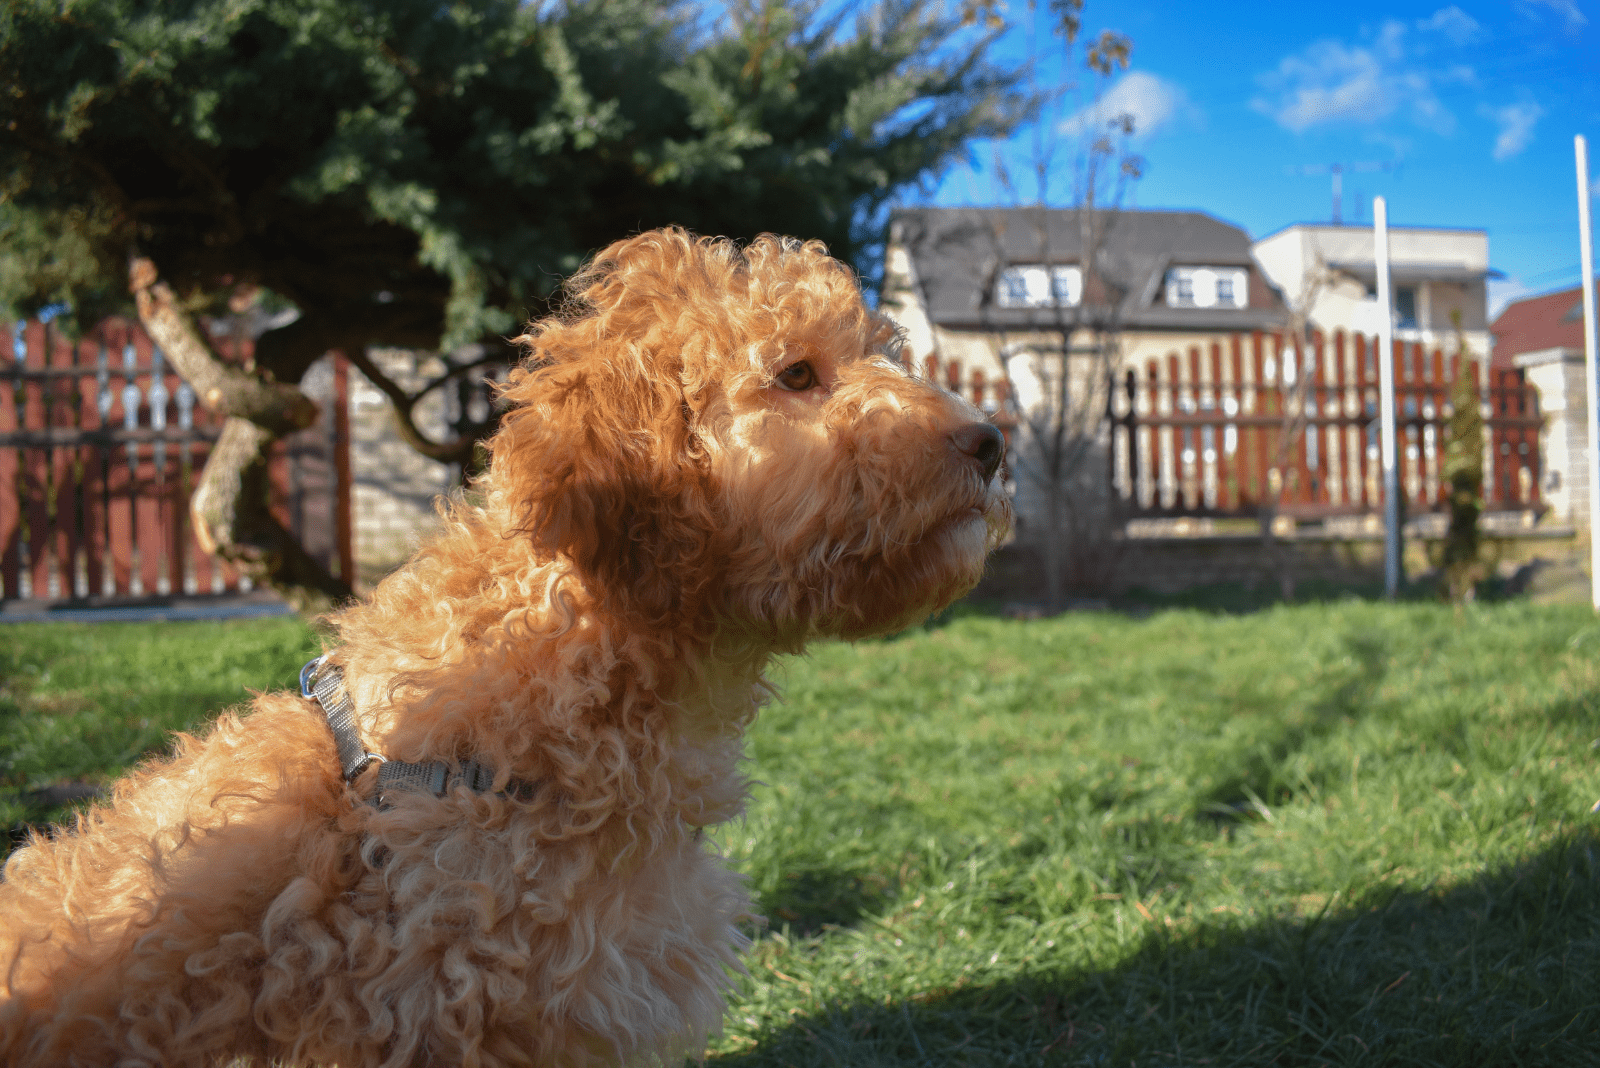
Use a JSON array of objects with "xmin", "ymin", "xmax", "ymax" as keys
[{"xmin": 775, "ymin": 362, "xmax": 818, "ymax": 392}]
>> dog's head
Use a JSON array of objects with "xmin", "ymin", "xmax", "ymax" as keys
[{"xmin": 489, "ymin": 228, "xmax": 1011, "ymax": 641}]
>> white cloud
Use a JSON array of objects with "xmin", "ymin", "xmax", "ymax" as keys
[
  {"xmin": 1417, "ymin": 6, "xmax": 1482, "ymax": 44},
  {"xmin": 1252, "ymin": 21, "xmax": 1462, "ymax": 134},
  {"xmin": 1058, "ymin": 72, "xmax": 1196, "ymax": 142},
  {"xmin": 1489, "ymin": 277, "xmax": 1539, "ymax": 320},
  {"xmin": 1519, "ymin": 0, "xmax": 1588, "ymax": 32},
  {"xmin": 1480, "ymin": 98, "xmax": 1543, "ymax": 160},
  {"xmin": 1248, "ymin": 17, "xmax": 1484, "ymax": 135}
]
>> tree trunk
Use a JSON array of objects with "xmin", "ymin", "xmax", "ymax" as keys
[
  {"xmin": 1044, "ymin": 484, "xmax": 1064, "ymax": 612},
  {"xmin": 1257, "ymin": 501, "xmax": 1295, "ymax": 603},
  {"xmin": 130, "ymin": 258, "xmax": 352, "ymax": 613}
]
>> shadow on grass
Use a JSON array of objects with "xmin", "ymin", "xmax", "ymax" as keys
[
  {"xmin": 754, "ymin": 865, "xmax": 899, "ymax": 939},
  {"xmin": 715, "ymin": 830, "xmax": 1600, "ymax": 1067},
  {"xmin": 0, "ymin": 686, "xmax": 263, "ymax": 860},
  {"xmin": 875, "ymin": 599, "xmax": 1013, "ymax": 641},
  {"xmin": 741, "ymin": 798, "xmax": 926, "ymax": 938},
  {"xmin": 1201, "ymin": 631, "xmax": 1392, "ymax": 822}
]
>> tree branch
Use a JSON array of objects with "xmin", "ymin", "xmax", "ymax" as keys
[
  {"xmin": 129, "ymin": 257, "xmax": 318, "ymax": 435},
  {"xmin": 342, "ymin": 346, "xmax": 496, "ymax": 466}
]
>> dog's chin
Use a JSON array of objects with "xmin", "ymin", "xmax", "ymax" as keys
[
  {"xmin": 734, "ymin": 497, "xmax": 1012, "ymax": 644},
  {"xmin": 935, "ymin": 507, "xmax": 998, "ymax": 571},
  {"xmin": 822, "ymin": 506, "xmax": 1008, "ymax": 641}
]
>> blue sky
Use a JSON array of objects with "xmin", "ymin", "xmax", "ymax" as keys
[{"xmin": 923, "ymin": 0, "xmax": 1600, "ymax": 317}]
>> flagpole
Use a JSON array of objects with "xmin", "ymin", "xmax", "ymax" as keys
[
  {"xmin": 1374, "ymin": 197, "xmax": 1402, "ymax": 599},
  {"xmin": 1576, "ymin": 136, "xmax": 1600, "ymax": 610}
]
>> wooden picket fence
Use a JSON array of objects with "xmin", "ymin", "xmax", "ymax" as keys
[
  {"xmin": 1109, "ymin": 330, "xmax": 1542, "ymax": 521},
  {"xmin": 0, "ymin": 317, "xmax": 350, "ymax": 602}
]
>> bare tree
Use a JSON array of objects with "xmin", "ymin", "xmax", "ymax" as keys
[
  {"xmin": 1254, "ymin": 256, "xmax": 1353, "ymax": 601},
  {"xmin": 882, "ymin": 2, "xmax": 1145, "ymax": 610},
  {"xmin": 1440, "ymin": 309, "xmax": 1485, "ymax": 604},
  {"xmin": 130, "ymin": 260, "xmax": 505, "ymax": 612},
  {"xmin": 984, "ymin": 9, "xmax": 1143, "ymax": 609}
]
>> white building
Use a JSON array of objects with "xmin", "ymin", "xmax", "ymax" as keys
[{"xmin": 1251, "ymin": 223, "xmax": 1492, "ymax": 358}]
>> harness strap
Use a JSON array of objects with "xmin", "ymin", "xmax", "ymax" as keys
[
  {"xmin": 376, "ymin": 757, "xmax": 498, "ymax": 797},
  {"xmin": 301, "ymin": 657, "xmax": 530, "ymax": 807},
  {"xmin": 303, "ymin": 657, "xmax": 376, "ymax": 781}
]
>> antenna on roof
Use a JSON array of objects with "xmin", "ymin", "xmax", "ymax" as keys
[{"xmin": 1286, "ymin": 161, "xmax": 1399, "ymax": 225}]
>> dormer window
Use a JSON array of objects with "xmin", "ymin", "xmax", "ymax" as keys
[
  {"xmin": 1165, "ymin": 267, "xmax": 1248, "ymax": 309},
  {"xmin": 996, "ymin": 265, "xmax": 1082, "ymax": 308}
]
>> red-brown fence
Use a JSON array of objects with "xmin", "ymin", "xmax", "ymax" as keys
[
  {"xmin": 1110, "ymin": 330, "xmax": 1542, "ymax": 521},
  {"xmin": 0, "ymin": 317, "xmax": 350, "ymax": 602}
]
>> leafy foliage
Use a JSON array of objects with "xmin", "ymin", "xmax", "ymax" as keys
[
  {"xmin": 1, "ymin": 0, "xmax": 1024, "ymax": 366},
  {"xmin": 1, "ymin": 0, "xmax": 1026, "ymax": 603}
]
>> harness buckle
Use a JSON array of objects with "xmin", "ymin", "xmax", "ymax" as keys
[{"xmin": 300, "ymin": 655, "xmax": 326, "ymax": 699}]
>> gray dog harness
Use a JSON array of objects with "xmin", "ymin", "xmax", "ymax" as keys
[{"xmin": 300, "ymin": 656, "xmax": 522, "ymax": 806}]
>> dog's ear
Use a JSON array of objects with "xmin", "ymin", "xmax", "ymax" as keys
[
  {"xmin": 492, "ymin": 356, "xmax": 718, "ymax": 628},
  {"xmin": 489, "ymin": 235, "xmax": 723, "ymax": 629}
]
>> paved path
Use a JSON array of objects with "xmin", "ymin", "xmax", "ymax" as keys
[{"xmin": 0, "ymin": 590, "xmax": 294, "ymax": 624}]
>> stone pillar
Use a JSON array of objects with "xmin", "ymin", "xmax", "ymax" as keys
[{"xmin": 1516, "ymin": 346, "xmax": 1589, "ymax": 524}]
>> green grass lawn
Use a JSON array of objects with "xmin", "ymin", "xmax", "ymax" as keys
[
  {"xmin": 4, "ymin": 599, "xmax": 1600, "ymax": 1065},
  {"xmin": 0, "ymin": 617, "xmax": 324, "ymax": 838}
]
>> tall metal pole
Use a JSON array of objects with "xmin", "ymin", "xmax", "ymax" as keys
[
  {"xmin": 1374, "ymin": 197, "xmax": 1402, "ymax": 598},
  {"xmin": 1576, "ymin": 136, "xmax": 1600, "ymax": 611}
]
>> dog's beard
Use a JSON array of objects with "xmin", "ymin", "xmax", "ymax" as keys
[
  {"xmin": 841, "ymin": 495, "xmax": 1010, "ymax": 637},
  {"xmin": 725, "ymin": 489, "xmax": 1010, "ymax": 641}
]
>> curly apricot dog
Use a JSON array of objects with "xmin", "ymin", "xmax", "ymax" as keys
[{"xmin": 0, "ymin": 229, "xmax": 1010, "ymax": 1067}]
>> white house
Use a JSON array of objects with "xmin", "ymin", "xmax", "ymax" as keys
[
  {"xmin": 1250, "ymin": 223, "xmax": 1492, "ymax": 359},
  {"xmin": 881, "ymin": 206, "xmax": 1286, "ymax": 560}
]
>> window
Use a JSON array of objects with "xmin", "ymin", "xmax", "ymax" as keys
[
  {"xmin": 996, "ymin": 265, "xmax": 1082, "ymax": 308},
  {"xmin": 1215, "ymin": 273, "xmax": 1237, "ymax": 305},
  {"xmin": 999, "ymin": 270, "xmax": 1031, "ymax": 307},
  {"xmin": 1165, "ymin": 267, "xmax": 1249, "ymax": 309},
  {"xmin": 1395, "ymin": 285, "xmax": 1418, "ymax": 329}
]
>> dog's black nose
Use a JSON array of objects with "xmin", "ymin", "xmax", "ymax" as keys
[{"xmin": 950, "ymin": 421, "xmax": 1005, "ymax": 483}]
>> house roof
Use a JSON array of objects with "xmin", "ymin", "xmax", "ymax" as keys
[
  {"xmin": 890, "ymin": 206, "xmax": 1285, "ymax": 332},
  {"xmin": 1490, "ymin": 283, "xmax": 1589, "ymax": 368}
]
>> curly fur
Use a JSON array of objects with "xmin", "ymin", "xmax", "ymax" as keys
[{"xmin": 0, "ymin": 229, "xmax": 1011, "ymax": 1067}]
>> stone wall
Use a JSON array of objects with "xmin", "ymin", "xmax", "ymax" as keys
[
  {"xmin": 970, "ymin": 520, "xmax": 1582, "ymax": 602},
  {"xmin": 347, "ymin": 350, "xmax": 457, "ymax": 585}
]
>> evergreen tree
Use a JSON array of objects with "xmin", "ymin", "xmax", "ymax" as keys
[
  {"xmin": 0, "ymin": 0, "xmax": 1024, "ymax": 605},
  {"xmin": 1441, "ymin": 310, "xmax": 1485, "ymax": 603}
]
